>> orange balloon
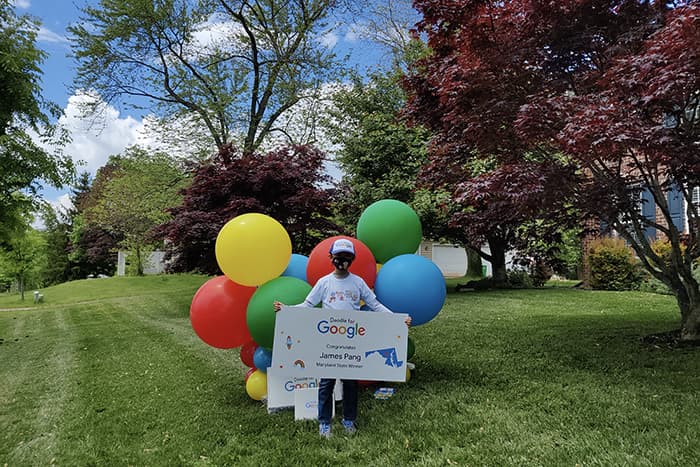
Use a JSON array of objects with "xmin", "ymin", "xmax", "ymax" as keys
[
  {"xmin": 190, "ymin": 276, "xmax": 256, "ymax": 349},
  {"xmin": 306, "ymin": 236, "xmax": 377, "ymax": 288}
]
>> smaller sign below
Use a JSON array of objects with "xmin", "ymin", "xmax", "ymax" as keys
[
  {"xmin": 266, "ymin": 367, "xmax": 342, "ymax": 413},
  {"xmin": 294, "ymin": 387, "xmax": 335, "ymax": 421}
]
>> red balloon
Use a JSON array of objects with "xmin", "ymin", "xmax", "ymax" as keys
[
  {"xmin": 240, "ymin": 340, "xmax": 258, "ymax": 367},
  {"xmin": 244, "ymin": 367, "xmax": 256, "ymax": 383},
  {"xmin": 306, "ymin": 236, "xmax": 377, "ymax": 288},
  {"xmin": 190, "ymin": 276, "xmax": 256, "ymax": 349}
]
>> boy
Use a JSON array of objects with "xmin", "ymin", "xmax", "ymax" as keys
[{"xmin": 274, "ymin": 238, "xmax": 411, "ymax": 438}]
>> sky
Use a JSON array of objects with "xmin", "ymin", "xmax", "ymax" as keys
[{"xmin": 12, "ymin": 0, "xmax": 404, "ymax": 224}]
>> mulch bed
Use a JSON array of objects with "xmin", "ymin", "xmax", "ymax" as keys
[{"xmin": 641, "ymin": 329, "xmax": 700, "ymax": 349}]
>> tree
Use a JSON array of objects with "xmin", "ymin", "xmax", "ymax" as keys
[
  {"xmin": 0, "ymin": 194, "xmax": 32, "ymax": 248},
  {"xmin": 0, "ymin": 0, "xmax": 73, "ymax": 244},
  {"xmin": 514, "ymin": 1, "xmax": 700, "ymax": 341},
  {"xmin": 67, "ymin": 171, "xmax": 121, "ymax": 278},
  {"xmin": 0, "ymin": 224, "xmax": 47, "ymax": 301},
  {"xmin": 39, "ymin": 203, "xmax": 72, "ymax": 285},
  {"xmin": 84, "ymin": 148, "xmax": 189, "ymax": 275},
  {"xmin": 343, "ymin": 0, "xmax": 421, "ymax": 71},
  {"xmin": 69, "ymin": 0, "xmax": 343, "ymax": 154},
  {"xmin": 324, "ymin": 69, "xmax": 430, "ymax": 229},
  {"xmin": 154, "ymin": 144, "xmax": 338, "ymax": 273},
  {"xmin": 407, "ymin": 0, "xmax": 700, "ymax": 340},
  {"xmin": 403, "ymin": 0, "xmax": 579, "ymax": 285},
  {"xmin": 33, "ymin": 172, "xmax": 114, "ymax": 284}
]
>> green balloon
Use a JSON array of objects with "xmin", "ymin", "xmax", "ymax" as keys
[
  {"xmin": 246, "ymin": 276, "xmax": 311, "ymax": 349},
  {"xmin": 357, "ymin": 199, "xmax": 422, "ymax": 264},
  {"xmin": 407, "ymin": 336, "xmax": 415, "ymax": 360}
]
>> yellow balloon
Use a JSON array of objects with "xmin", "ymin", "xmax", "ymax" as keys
[
  {"xmin": 245, "ymin": 370, "xmax": 268, "ymax": 401},
  {"xmin": 215, "ymin": 213, "xmax": 292, "ymax": 286},
  {"xmin": 404, "ymin": 367, "xmax": 411, "ymax": 383}
]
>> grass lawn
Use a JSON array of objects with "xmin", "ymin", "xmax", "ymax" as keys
[{"xmin": 1, "ymin": 275, "xmax": 698, "ymax": 466}]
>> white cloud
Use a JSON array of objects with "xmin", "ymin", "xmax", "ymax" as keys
[
  {"xmin": 12, "ymin": 0, "xmax": 30, "ymax": 9},
  {"xmin": 344, "ymin": 24, "xmax": 362, "ymax": 42},
  {"xmin": 184, "ymin": 15, "xmax": 246, "ymax": 60},
  {"xmin": 57, "ymin": 93, "xmax": 149, "ymax": 175},
  {"xmin": 31, "ymin": 194, "xmax": 72, "ymax": 231},
  {"xmin": 31, "ymin": 93, "xmax": 156, "ymax": 229},
  {"xmin": 37, "ymin": 26, "xmax": 69, "ymax": 44},
  {"xmin": 319, "ymin": 31, "xmax": 339, "ymax": 49},
  {"xmin": 51, "ymin": 193, "xmax": 73, "ymax": 215},
  {"xmin": 259, "ymin": 80, "xmax": 349, "ymax": 183}
]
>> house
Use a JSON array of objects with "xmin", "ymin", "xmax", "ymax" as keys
[
  {"xmin": 116, "ymin": 250, "xmax": 167, "ymax": 276},
  {"xmin": 418, "ymin": 241, "xmax": 468, "ymax": 277}
]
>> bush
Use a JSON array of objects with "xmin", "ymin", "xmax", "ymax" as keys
[
  {"xmin": 588, "ymin": 237, "xmax": 640, "ymax": 290},
  {"xmin": 649, "ymin": 238, "xmax": 686, "ymax": 267},
  {"xmin": 530, "ymin": 258, "xmax": 553, "ymax": 287},
  {"xmin": 637, "ymin": 247, "xmax": 700, "ymax": 295},
  {"xmin": 507, "ymin": 270, "xmax": 534, "ymax": 289},
  {"xmin": 510, "ymin": 256, "xmax": 551, "ymax": 288},
  {"xmin": 638, "ymin": 275, "xmax": 672, "ymax": 295}
]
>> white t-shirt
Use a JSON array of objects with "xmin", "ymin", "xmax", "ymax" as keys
[{"xmin": 300, "ymin": 272, "xmax": 392, "ymax": 313}]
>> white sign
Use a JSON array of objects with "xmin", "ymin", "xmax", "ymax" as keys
[
  {"xmin": 271, "ymin": 307, "xmax": 409, "ymax": 382},
  {"xmin": 293, "ymin": 387, "xmax": 328, "ymax": 420},
  {"xmin": 266, "ymin": 367, "xmax": 342, "ymax": 412}
]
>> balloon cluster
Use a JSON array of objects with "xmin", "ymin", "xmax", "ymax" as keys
[{"xmin": 189, "ymin": 200, "xmax": 446, "ymax": 401}]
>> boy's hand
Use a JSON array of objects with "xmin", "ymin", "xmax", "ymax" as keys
[
  {"xmin": 405, "ymin": 316, "xmax": 412, "ymax": 327},
  {"xmin": 273, "ymin": 301, "xmax": 283, "ymax": 312}
]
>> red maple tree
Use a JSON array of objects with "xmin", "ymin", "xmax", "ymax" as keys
[
  {"xmin": 154, "ymin": 144, "xmax": 339, "ymax": 273},
  {"xmin": 404, "ymin": 0, "xmax": 580, "ymax": 285},
  {"xmin": 405, "ymin": 0, "xmax": 700, "ymax": 341}
]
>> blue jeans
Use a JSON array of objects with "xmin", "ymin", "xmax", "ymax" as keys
[{"xmin": 318, "ymin": 378, "xmax": 358, "ymax": 423}]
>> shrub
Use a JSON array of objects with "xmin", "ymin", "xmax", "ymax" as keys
[
  {"xmin": 510, "ymin": 256, "xmax": 551, "ymax": 288},
  {"xmin": 637, "ymin": 250, "xmax": 700, "ymax": 295},
  {"xmin": 638, "ymin": 275, "xmax": 672, "ymax": 295},
  {"xmin": 529, "ymin": 258, "xmax": 553, "ymax": 287},
  {"xmin": 507, "ymin": 270, "xmax": 534, "ymax": 289},
  {"xmin": 649, "ymin": 238, "xmax": 686, "ymax": 267},
  {"xmin": 588, "ymin": 237, "xmax": 640, "ymax": 290}
]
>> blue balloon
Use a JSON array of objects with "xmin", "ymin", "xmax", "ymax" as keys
[
  {"xmin": 281, "ymin": 254, "xmax": 309, "ymax": 282},
  {"xmin": 253, "ymin": 346, "xmax": 273, "ymax": 373},
  {"xmin": 374, "ymin": 254, "xmax": 446, "ymax": 326}
]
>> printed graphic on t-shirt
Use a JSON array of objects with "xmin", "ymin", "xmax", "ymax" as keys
[{"xmin": 328, "ymin": 289, "xmax": 359, "ymax": 304}]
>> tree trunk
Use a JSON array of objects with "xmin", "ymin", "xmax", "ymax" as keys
[
  {"xmin": 19, "ymin": 276, "xmax": 25, "ymax": 301},
  {"xmin": 136, "ymin": 246, "xmax": 144, "ymax": 276},
  {"xmin": 466, "ymin": 247, "xmax": 483, "ymax": 277},
  {"xmin": 487, "ymin": 238, "xmax": 508, "ymax": 287},
  {"xmin": 679, "ymin": 299, "xmax": 700, "ymax": 342}
]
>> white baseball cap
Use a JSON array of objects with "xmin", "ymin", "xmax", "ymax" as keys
[{"xmin": 329, "ymin": 238, "xmax": 355, "ymax": 256}]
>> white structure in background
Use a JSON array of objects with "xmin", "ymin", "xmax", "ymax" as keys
[
  {"xmin": 478, "ymin": 244, "xmax": 519, "ymax": 277},
  {"xmin": 418, "ymin": 241, "xmax": 520, "ymax": 278},
  {"xmin": 418, "ymin": 242, "xmax": 468, "ymax": 277},
  {"xmin": 116, "ymin": 250, "xmax": 166, "ymax": 276}
]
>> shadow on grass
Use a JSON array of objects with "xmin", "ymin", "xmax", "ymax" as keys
[
  {"xmin": 480, "ymin": 314, "xmax": 698, "ymax": 396},
  {"xmin": 411, "ymin": 296, "xmax": 698, "ymax": 400}
]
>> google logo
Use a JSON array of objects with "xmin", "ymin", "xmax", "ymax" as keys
[
  {"xmin": 317, "ymin": 320, "xmax": 366, "ymax": 339},
  {"xmin": 285, "ymin": 380, "xmax": 319, "ymax": 391}
]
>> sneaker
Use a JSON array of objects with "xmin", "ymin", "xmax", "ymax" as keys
[
  {"xmin": 319, "ymin": 422, "xmax": 332, "ymax": 438},
  {"xmin": 341, "ymin": 419, "xmax": 357, "ymax": 435}
]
